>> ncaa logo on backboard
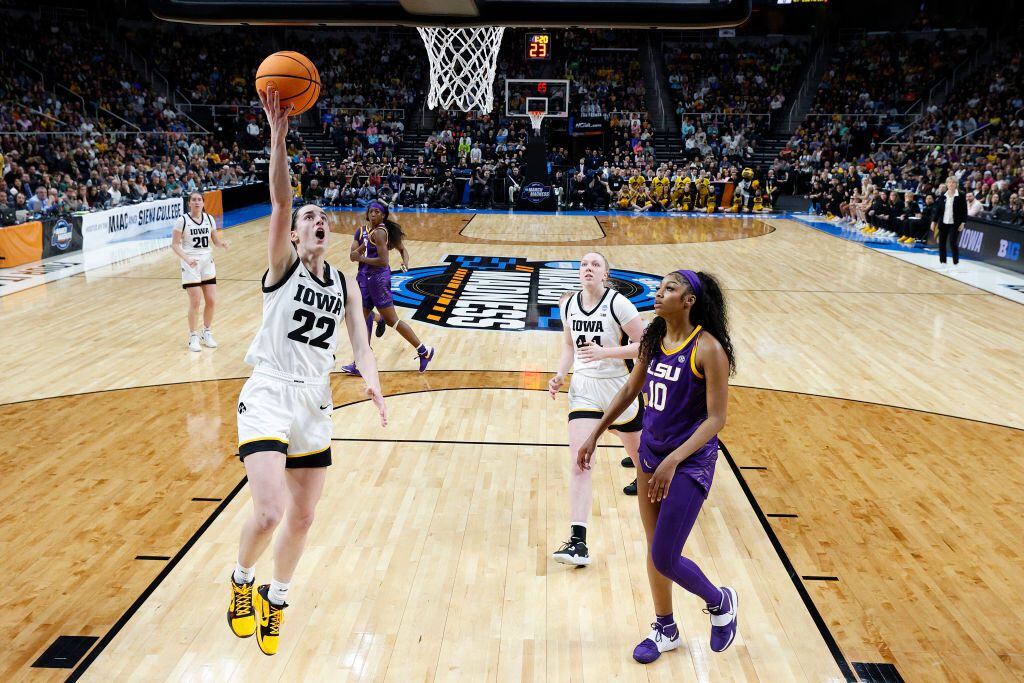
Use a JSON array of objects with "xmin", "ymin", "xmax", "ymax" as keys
[{"xmin": 390, "ymin": 255, "xmax": 660, "ymax": 331}]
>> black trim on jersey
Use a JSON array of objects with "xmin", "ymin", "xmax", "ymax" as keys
[
  {"xmin": 576, "ymin": 287, "xmax": 612, "ymax": 317},
  {"xmin": 286, "ymin": 446, "xmax": 332, "ymax": 469},
  {"xmin": 610, "ymin": 397, "xmax": 644, "ymax": 433},
  {"xmin": 307, "ymin": 260, "xmax": 335, "ymax": 289},
  {"xmin": 622, "ymin": 331, "xmax": 635, "ymax": 372},
  {"xmin": 568, "ymin": 410, "xmax": 604, "ymax": 422},
  {"xmin": 609, "ymin": 291, "xmax": 623, "ymax": 326},
  {"xmin": 238, "ymin": 439, "xmax": 289, "ymax": 459},
  {"xmin": 185, "ymin": 211, "xmax": 207, "ymax": 226},
  {"xmin": 338, "ymin": 270, "xmax": 348, "ymax": 306},
  {"xmin": 261, "ymin": 257, "xmax": 301, "ymax": 293}
]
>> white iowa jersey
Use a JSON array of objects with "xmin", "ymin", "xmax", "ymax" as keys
[
  {"xmin": 564, "ymin": 288, "xmax": 640, "ymax": 378},
  {"xmin": 177, "ymin": 212, "xmax": 216, "ymax": 257},
  {"xmin": 244, "ymin": 257, "xmax": 348, "ymax": 379}
]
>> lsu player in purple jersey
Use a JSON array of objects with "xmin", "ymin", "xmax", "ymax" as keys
[
  {"xmin": 341, "ymin": 201, "xmax": 435, "ymax": 375},
  {"xmin": 578, "ymin": 269, "xmax": 738, "ymax": 663}
]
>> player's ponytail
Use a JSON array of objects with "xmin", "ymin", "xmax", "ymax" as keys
[
  {"xmin": 691, "ymin": 271, "xmax": 736, "ymax": 376},
  {"xmin": 383, "ymin": 219, "xmax": 405, "ymax": 250},
  {"xmin": 638, "ymin": 315, "xmax": 667, "ymax": 367}
]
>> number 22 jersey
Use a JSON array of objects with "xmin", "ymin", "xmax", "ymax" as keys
[{"xmin": 244, "ymin": 257, "xmax": 348, "ymax": 379}]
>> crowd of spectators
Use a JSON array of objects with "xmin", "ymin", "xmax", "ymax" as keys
[
  {"xmin": 796, "ymin": 32, "xmax": 1024, "ymax": 230},
  {"xmin": 1, "ymin": 131, "xmax": 257, "ymax": 224},
  {"xmin": 667, "ymin": 40, "xmax": 805, "ymax": 164},
  {"xmin": 6, "ymin": 7, "xmax": 1022, "ymax": 232}
]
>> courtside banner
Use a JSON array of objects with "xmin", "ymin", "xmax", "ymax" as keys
[{"xmin": 81, "ymin": 197, "xmax": 184, "ymax": 251}]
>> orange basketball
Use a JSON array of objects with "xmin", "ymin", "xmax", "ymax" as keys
[{"xmin": 255, "ymin": 51, "xmax": 320, "ymax": 116}]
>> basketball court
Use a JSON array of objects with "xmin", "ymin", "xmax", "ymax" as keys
[
  {"xmin": 2, "ymin": 0, "xmax": 1024, "ymax": 681},
  {"xmin": 2, "ymin": 207, "xmax": 1022, "ymax": 681}
]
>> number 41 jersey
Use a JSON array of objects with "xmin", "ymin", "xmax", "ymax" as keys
[
  {"xmin": 563, "ymin": 288, "xmax": 640, "ymax": 379},
  {"xmin": 245, "ymin": 257, "xmax": 348, "ymax": 379}
]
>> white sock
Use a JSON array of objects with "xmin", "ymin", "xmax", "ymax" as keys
[
  {"xmin": 233, "ymin": 563, "xmax": 255, "ymax": 584},
  {"xmin": 269, "ymin": 578, "xmax": 290, "ymax": 605}
]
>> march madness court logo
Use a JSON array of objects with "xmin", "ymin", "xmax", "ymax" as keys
[{"xmin": 390, "ymin": 255, "xmax": 662, "ymax": 331}]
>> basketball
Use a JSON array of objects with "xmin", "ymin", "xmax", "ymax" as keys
[{"xmin": 255, "ymin": 51, "xmax": 320, "ymax": 116}]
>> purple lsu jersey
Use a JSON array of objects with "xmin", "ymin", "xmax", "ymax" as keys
[
  {"xmin": 639, "ymin": 324, "xmax": 718, "ymax": 495},
  {"xmin": 355, "ymin": 225, "xmax": 387, "ymax": 276}
]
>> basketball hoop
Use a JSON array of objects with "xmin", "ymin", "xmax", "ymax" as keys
[
  {"xmin": 528, "ymin": 110, "xmax": 546, "ymax": 133},
  {"xmin": 417, "ymin": 26, "xmax": 506, "ymax": 112}
]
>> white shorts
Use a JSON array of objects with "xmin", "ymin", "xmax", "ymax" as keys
[
  {"xmin": 181, "ymin": 253, "xmax": 216, "ymax": 288},
  {"xmin": 568, "ymin": 372, "xmax": 643, "ymax": 432},
  {"xmin": 236, "ymin": 368, "xmax": 333, "ymax": 468}
]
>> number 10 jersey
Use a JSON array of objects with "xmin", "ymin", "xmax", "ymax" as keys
[{"xmin": 245, "ymin": 257, "xmax": 348, "ymax": 379}]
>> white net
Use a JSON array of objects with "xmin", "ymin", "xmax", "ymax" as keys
[
  {"xmin": 528, "ymin": 111, "xmax": 546, "ymax": 133},
  {"xmin": 417, "ymin": 26, "xmax": 506, "ymax": 112}
]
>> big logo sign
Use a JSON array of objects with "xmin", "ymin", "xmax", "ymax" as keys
[{"xmin": 390, "ymin": 255, "xmax": 662, "ymax": 331}]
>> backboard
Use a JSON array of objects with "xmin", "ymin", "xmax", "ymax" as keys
[
  {"xmin": 505, "ymin": 79, "xmax": 569, "ymax": 120},
  {"xmin": 150, "ymin": 0, "xmax": 752, "ymax": 28}
]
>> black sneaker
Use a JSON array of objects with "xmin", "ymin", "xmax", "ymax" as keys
[
  {"xmin": 623, "ymin": 478, "xmax": 638, "ymax": 496},
  {"xmin": 374, "ymin": 314, "xmax": 387, "ymax": 338},
  {"xmin": 621, "ymin": 456, "xmax": 635, "ymax": 468},
  {"xmin": 552, "ymin": 538, "xmax": 591, "ymax": 566}
]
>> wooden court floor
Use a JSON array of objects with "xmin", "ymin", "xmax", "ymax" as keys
[{"xmin": 1, "ymin": 211, "xmax": 1022, "ymax": 681}]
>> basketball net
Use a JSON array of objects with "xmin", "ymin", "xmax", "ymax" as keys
[
  {"xmin": 528, "ymin": 111, "xmax": 545, "ymax": 133},
  {"xmin": 417, "ymin": 26, "xmax": 506, "ymax": 112}
]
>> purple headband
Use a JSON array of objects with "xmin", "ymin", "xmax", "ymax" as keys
[
  {"xmin": 367, "ymin": 201, "xmax": 388, "ymax": 218},
  {"xmin": 675, "ymin": 269, "xmax": 702, "ymax": 299}
]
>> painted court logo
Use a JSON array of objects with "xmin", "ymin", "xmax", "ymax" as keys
[{"xmin": 390, "ymin": 255, "xmax": 662, "ymax": 331}]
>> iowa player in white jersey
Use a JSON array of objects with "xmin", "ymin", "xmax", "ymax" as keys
[
  {"xmin": 548, "ymin": 252, "xmax": 646, "ymax": 566},
  {"xmin": 171, "ymin": 191, "xmax": 229, "ymax": 352},
  {"xmin": 226, "ymin": 86, "xmax": 388, "ymax": 657}
]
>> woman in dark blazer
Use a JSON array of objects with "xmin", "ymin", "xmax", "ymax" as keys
[{"xmin": 932, "ymin": 177, "xmax": 968, "ymax": 266}]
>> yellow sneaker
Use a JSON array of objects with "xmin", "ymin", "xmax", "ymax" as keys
[
  {"xmin": 254, "ymin": 584, "xmax": 287, "ymax": 655},
  {"xmin": 227, "ymin": 576, "xmax": 256, "ymax": 638}
]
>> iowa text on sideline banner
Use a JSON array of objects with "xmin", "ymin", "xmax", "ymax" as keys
[
  {"xmin": 0, "ymin": 221, "xmax": 43, "ymax": 268},
  {"xmin": 202, "ymin": 189, "xmax": 224, "ymax": 230}
]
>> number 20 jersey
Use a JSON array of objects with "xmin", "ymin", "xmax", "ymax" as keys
[
  {"xmin": 178, "ymin": 212, "xmax": 215, "ymax": 257},
  {"xmin": 244, "ymin": 257, "xmax": 348, "ymax": 379}
]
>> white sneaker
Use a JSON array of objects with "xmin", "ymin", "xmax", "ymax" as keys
[
  {"xmin": 201, "ymin": 328, "xmax": 218, "ymax": 348},
  {"xmin": 188, "ymin": 333, "xmax": 202, "ymax": 352}
]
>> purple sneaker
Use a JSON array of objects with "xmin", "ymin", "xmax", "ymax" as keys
[
  {"xmin": 417, "ymin": 346, "xmax": 435, "ymax": 373},
  {"xmin": 707, "ymin": 586, "xmax": 738, "ymax": 652},
  {"xmin": 340, "ymin": 362, "xmax": 361, "ymax": 377},
  {"xmin": 632, "ymin": 622, "xmax": 681, "ymax": 663}
]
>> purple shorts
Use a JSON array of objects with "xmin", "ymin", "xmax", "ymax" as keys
[
  {"xmin": 637, "ymin": 439, "xmax": 717, "ymax": 497},
  {"xmin": 357, "ymin": 267, "xmax": 393, "ymax": 311}
]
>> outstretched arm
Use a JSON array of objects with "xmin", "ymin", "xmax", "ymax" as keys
[{"xmin": 258, "ymin": 86, "xmax": 296, "ymax": 283}]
